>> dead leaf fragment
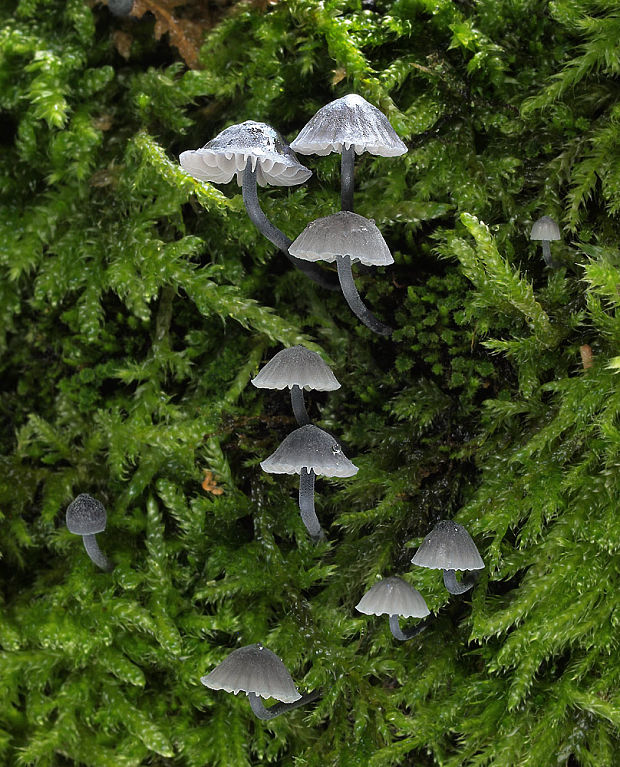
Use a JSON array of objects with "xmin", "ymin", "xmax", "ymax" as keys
[
  {"xmin": 202, "ymin": 469, "xmax": 224, "ymax": 495},
  {"xmin": 113, "ymin": 30, "xmax": 133, "ymax": 60}
]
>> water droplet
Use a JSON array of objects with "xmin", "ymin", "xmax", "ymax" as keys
[{"xmin": 332, "ymin": 443, "xmax": 341, "ymax": 454}]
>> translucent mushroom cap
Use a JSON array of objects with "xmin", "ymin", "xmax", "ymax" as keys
[
  {"xmin": 179, "ymin": 120, "xmax": 312, "ymax": 187},
  {"xmin": 290, "ymin": 94, "xmax": 407, "ymax": 157},
  {"xmin": 411, "ymin": 520, "xmax": 484, "ymax": 571},
  {"xmin": 260, "ymin": 424, "xmax": 358, "ymax": 478},
  {"xmin": 251, "ymin": 346, "xmax": 340, "ymax": 391},
  {"xmin": 289, "ymin": 211, "xmax": 394, "ymax": 267},
  {"xmin": 200, "ymin": 643, "xmax": 302, "ymax": 703},
  {"xmin": 66, "ymin": 494, "xmax": 107, "ymax": 536},
  {"xmin": 355, "ymin": 577, "xmax": 430, "ymax": 618},
  {"xmin": 530, "ymin": 216, "xmax": 561, "ymax": 241}
]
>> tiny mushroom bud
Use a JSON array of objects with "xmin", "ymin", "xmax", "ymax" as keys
[
  {"xmin": 179, "ymin": 121, "xmax": 337, "ymax": 290},
  {"xmin": 200, "ymin": 643, "xmax": 319, "ymax": 720},
  {"xmin": 251, "ymin": 345, "xmax": 340, "ymax": 426},
  {"xmin": 291, "ymin": 94, "xmax": 407, "ymax": 212},
  {"xmin": 261, "ymin": 424, "xmax": 358, "ymax": 542},
  {"xmin": 289, "ymin": 211, "xmax": 393, "ymax": 336},
  {"xmin": 356, "ymin": 576, "xmax": 431, "ymax": 641},
  {"xmin": 66, "ymin": 494, "xmax": 114, "ymax": 572},
  {"xmin": 411, "ymin": 520, "xmax": 484, "ymax": 595},
  {"xmin": 530, "ymin": 215, "xmax": 561, "ymax": 268}
]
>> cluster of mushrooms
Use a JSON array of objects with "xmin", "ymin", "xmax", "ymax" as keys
[{"xmin": 64, "ymin": 93, "xmax": 564, "ymax": 721}]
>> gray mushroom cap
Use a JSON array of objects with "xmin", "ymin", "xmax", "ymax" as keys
[
  {"xmin": 411, "ymin": 520, "xmax": 484, "ymax": 571},
  {"xmin": 355, "ymin": 577, "xmax": 430, "ymax": 618},
  {"xmin": 251, "ymin": 346, "xmax": 340, "ymax": 391},
  {"xmin": 66, "ymin": 494, "xmax": 107, "ymax": 536},
  {"xmin": 179, "ymin": 120, "xmax": 312, "ymax": 188},
  {"xmin": 260, "ymin": 424, "xmax": 358, "ymax": 478},
  {"xmin": 530, "ymin": 216, "xmax": 561, "ymax": 241},
  {"xmin": 289, "ymin": 211, "xmax": 394, "ymax": 267},
  {"xmin": 290, "ymin": 94, "xmax": 407, "ymax": 157},
  {"xmin": 200, "ymin": 643, "xmax": 302, "ymax": 703}
]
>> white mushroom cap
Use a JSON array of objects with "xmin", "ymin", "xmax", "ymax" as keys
[
  {"xmin": 355, "ymin": 577, "xmax": 430, "ymax": 618},
  {"xmin": 66, "ymin": 494, "xmax": 107, "ymax": 536},
  {"xmin": 530, "ymin": 216, "xmax": 561, "ymax": 241},
  {"xmin": 261, "ymin": 424, "xmax": 358, "ymax": 478},
  {"xmin": 290, "ymin": 94, "xmax": 407, "ymax": 157},
  {"xmin": 200, "ymin": 643, "xmax": 301, "ymax": 703},
  {"xmin": 411, "ymin": 520, "xmax": 484, "ymax": 571},
  {"xmin": 179, "ymin": 121, "xmax": 312, "ymax": 187},
  {"xmin": 251, "ymin": 346, "xmax": 340, "ymax": 391},
  {"xmin": 289, "ymin": 211, "xmax": 394, "ymax": 267}
]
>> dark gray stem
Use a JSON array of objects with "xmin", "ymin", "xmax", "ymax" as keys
[
  {"xmin": 336, "ymin": 255, "xmax": 392, "ymax": 336},
  {"xmin": 341, "ymin": 146, "xmax": 355, "ymax": 212},
  {"xmin": 389, "ymin": 614, "xmax": 429, "ymax": 642},
  {"xmin": 82, "ymin": 534, "xmax": 113, "ymax": 572},
  {"xmin": 247, "ymin": 689, "xmax": 321, "ymax": 720},
  {"xmin": 443, "ymin": 569, "xmax": 479, "ymax": 595},
  {"xmin": 241, "ymin": 162, "xmax": 338, "ymax": 291},
  {"xmin": 299, "ymin": 468, "xmax": 324, "ymax": 542},
  {"xmin": 290, "ymin": 384, "xmax": 310, "ymax": 426},
  {"xmin": 541, "ymin": 240, "xmax": 557, "ymax": 268}
]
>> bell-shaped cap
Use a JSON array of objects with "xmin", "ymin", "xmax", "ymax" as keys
[
  {"xmin": 179, "ymin": 121, "xmax": 312, "ymax": 187},
  {"xmin": 251, "ymin": 346, "xmax": 340, "ymax": 391},
  {"xmin": 200, "ymin": 643, "xmax": 302, "ymax": 703},
  {"xmin": 289, "ymin": 211, "xmax": 393, "ymax": 267},
  {"xmin": 66, "ymin": 494, "xmax": 107, "ymax": 536},
  {"xmin": 355, "ymin": 577, "xmax": 430, "ymax": 618},
  {"xmin": 261, "ymin": 424, "xmax": 358, "ymax": 478},
  {"xmin": 530, "ymin": 216, "xmax": 561, "ymax": 241},
  {"xmin": 411, "ymin": 520, "xmax": 484, "ymax": 571},
  {"xmin": 290, "ymin": 94, "xmax": 407, "ymax": 157}
]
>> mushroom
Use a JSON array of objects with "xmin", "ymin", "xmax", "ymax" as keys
[
  {"xmin": 530, "ymin": 215, "xmax": 561, "ymax": 268},
  {"xmin": 66, "ymin": 494, "xmax": 114, "ymax": 572},
  {"xmin": 411, "ymin": 520, "xmax": 484, "ymax": 595},
  {"xmin": 179, "ymin": 121, "xmax": 337, "ymax": 290},
  {"xmin": 355, "ymin": 576, "xmax": 430, "ymax": 641},
  {"xmin": 107, "ymin": 0, "xmax": 133, "ymax": 15},
  {"xmin": 251, "ymin": 345, "xmax": 341, "ymax": 426},
  {"xmin": 200, "ymin": 643, "xmax": 319, "ymax": 720},
  {"xmin": 290, "ymin": 94, "xmax": 407, "ymax": 212},
  {"xmin": 260, "ymin": 424, "xmax": 358, "ymax": 541},
  {"xmin": 289, "ymin": 211, "xmax": 393, "ymax": 336}
]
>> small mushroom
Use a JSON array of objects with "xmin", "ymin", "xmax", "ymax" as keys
[
  {"xmin": 411, "ymin": 520, "xmax": 484, "ymax": 595},
  {"xmin": 530, "ymin": 215, "xmax": 561, "ymax": 268},
  {"xmin": 289, "ymin": 211, "xmax": 393, "ymax": 336},
  {"xmin": 66, "ymin": 494, "xmax": 114, "ymax": 572},
  {"xmin": 200, "ymin": 643, "xmax": 319, "ymax": 720},
  {"xmin": 356, "ymin": 576, "xmax": 430, "ymax": 641},
  {"xmin": 107, "ymin": 0, "xmax": 133, "ymax": 15},
  {"xmin": 251, "ymin": 345, "xmax": 340, "ymax": 426},
  {"xmin": 290, "ymin": 94, "xmax": 407, "ymax": 211},
  {"xmin": 179, "ymin": 121, "xmax": 336, "ymax": 291},
  {"xmin": 261, "ymin": 424, "xmax": 358, "ymax": 541}
]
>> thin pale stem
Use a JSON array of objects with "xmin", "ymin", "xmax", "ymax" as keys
[
  {"xmin": 299, "ymin": 468, "xmax": 324, "ymax": 542},
  {"xmin": 82, "ymin": 534, "xmax": 113, "ymax": 572},
  {"xmin": 341, "ymin": 146, "xmax": 355, "ymax": 212},
  {"xmin": 541, "ymin": 240, "xmax": 557, "ymax": 268},
  {"xmin": 336, "ymin": 255, "xmax": 392, "ymax": 336},
  {"xmin": 388, "ymin": 614, "xmax": 429, "ymax": 642},
  {"xmin": 247, "ymin": 689, "xmax": 321, "ymax": 720},
  {"xmin": 443, "ymin": 569, "xmax": 479, "ymax": 595},
  {"xmin": 241, "ymin": 162, "xmax": 338, "ymax": 290},
  {"xmin": 290, "ymin": 385, "xmax": 310, "ymax": 426}
]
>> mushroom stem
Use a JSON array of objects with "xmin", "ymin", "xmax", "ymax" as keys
[
  {"xmin": 82, "ymin": 534, "xmax": 113, "ymax": 572},
  {"xmin": 299, "ymin": 468, "xmax": 324, "ymax": 542},
  {"xmin": 247, "ymin": 689, "xmax": 321, "ymax": 720},
  {"xmin": 341, "ymin": 146, "xmax": 355, "ymax": 212},
  {"xmin": 290, "ymin": 384, "xmax": 310, "ymax": 426},
  {"xmin": 442, "ymin": 569, "xmax": 479, "ymax": 595},
  {"xmin": 241, "ymin": 162, "xmax": 338, "ymax": 291},
  {"xmin": 388, "ymin": 614, "xmax": 429, "ymax": 642},
  {"xmin": 541, "ymin": 240, "xmax": 557, "ymax": 268},
  {"xmin": 336, "ymin": 255, "xmax": 392, "ymax": 336}
]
